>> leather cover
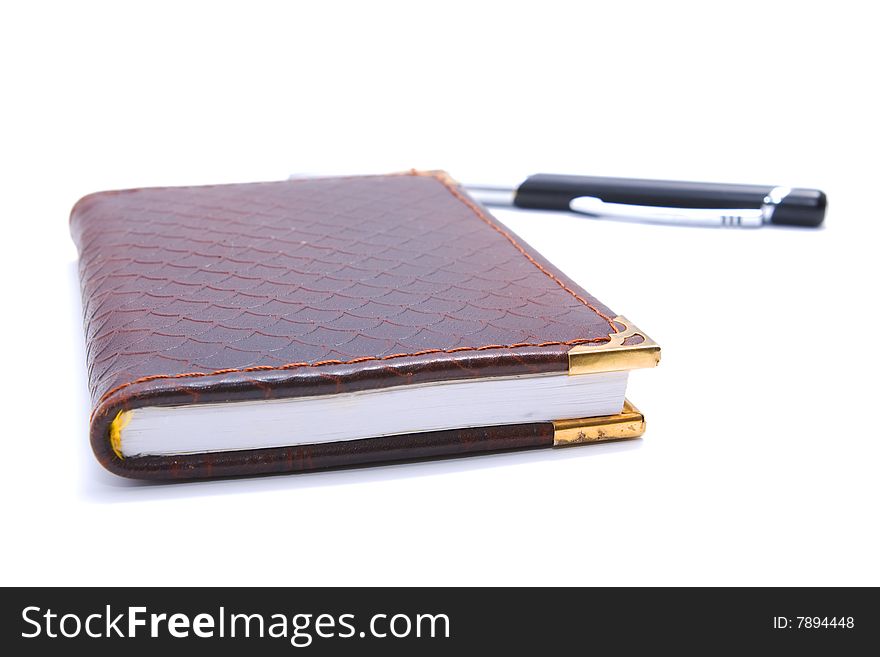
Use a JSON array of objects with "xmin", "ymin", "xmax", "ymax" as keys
[{"xmin": 71, "ymin": 171, "xmax": 619, "ymax": 479}]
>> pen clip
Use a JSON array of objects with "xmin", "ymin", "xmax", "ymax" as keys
[{"xmin": 569, "ymin": 196, "xmax": 768, "ymax": 228}]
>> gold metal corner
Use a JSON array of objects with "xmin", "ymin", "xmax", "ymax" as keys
[
  {"xmin": 568, "ymin": 316, "xmax": 660, "ymax": 375},
  {"xmin": 553, "ymin": 400, "xmax": 646, "ymax": 446},
  {"xmin": 108, "ymin": 409, "xmax": 132, "ymax": 459}
]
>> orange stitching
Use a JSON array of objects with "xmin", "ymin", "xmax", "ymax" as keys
[
  {"xmin": 415, "ymin": 170, "xmax": 619, "ymax": 333},
  {"xmin": 96, "ymin": 336, "xmax": 609, "ymax": 406},
  {"xmin": 95, "ymin": 170, "xmax": 617, "ymax": 408}
]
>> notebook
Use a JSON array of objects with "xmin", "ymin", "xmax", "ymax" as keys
[{"xmin": 71, "ymin": 171, "xmax": 659, "ymax": 479}]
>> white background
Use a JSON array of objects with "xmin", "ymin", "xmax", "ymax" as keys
[{"xmin": 1, "ymin": 1, "xmax": 877, "ymax": 586}]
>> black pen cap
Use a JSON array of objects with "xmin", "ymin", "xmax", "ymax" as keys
[{"xmin": 770, "ymin": 188, "xmax": 827, "ymax": 227}]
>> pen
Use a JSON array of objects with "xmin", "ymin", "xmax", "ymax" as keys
[{"xmin": 465, "ymin": 174, "xmax": 827, "ymax": 228}]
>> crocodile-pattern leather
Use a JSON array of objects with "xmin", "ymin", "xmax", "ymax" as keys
[
  {"xmin": 71, "ymin": 172, "xmax": 619, "ymax": 479},
  {"xmin": 101, "ymin": 423, "xmax": 555, "ymax": 479}
]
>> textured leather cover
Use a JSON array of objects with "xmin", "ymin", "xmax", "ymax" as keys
[{"xmin": 71, "ymin": 171, "xmax": 619, "ymax": 479}]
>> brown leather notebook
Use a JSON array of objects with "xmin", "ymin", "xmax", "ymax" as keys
[{"xmin": 71, "ymin": 171, "xmax": 659, "ymax": 480}]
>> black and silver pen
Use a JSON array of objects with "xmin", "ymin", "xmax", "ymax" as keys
[{"xmin": 465, "ymin": 174, "xmax": 827, "ymax": 228}]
